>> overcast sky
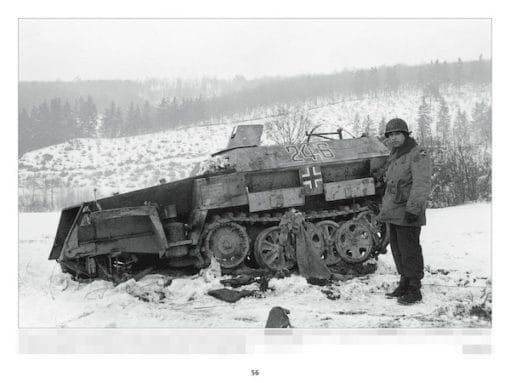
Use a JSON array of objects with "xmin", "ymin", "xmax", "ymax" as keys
[{"xmin": 19, "ymin": 19, "xmax": 491, "ymax": 81}]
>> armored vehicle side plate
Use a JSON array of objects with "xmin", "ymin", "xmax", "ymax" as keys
[
  {"xmin": 248, "ymin": 187, "xmax": 305, "ymax": 212},
  {"xmin": 195, "ymin": 173, "xmax": 248, "ymax": 209},
  {"xmin": 324, "ymin": 177, "xmax": 375, "ymax": 201}
]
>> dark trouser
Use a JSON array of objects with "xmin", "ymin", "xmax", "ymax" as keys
[{"xmin": 389, "ymin": 224, "xmax": 424, "ymax": 281}]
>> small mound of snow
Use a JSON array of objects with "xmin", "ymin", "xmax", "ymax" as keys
[
  {"xmin": 268, "ymin": 275, "xmax": 310, "ymax": 294},
  {"xmin": 197, "ymin": 257, "xmax": 221, "ymax": 282}
]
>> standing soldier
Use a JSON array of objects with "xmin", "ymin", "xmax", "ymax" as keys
[{"xmin": 377, "ymin": 118, "xmax": 432, "ymax": 305}]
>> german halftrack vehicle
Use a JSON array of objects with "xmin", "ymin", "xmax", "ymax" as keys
[{"xmin": 49, "ymin": 124, "xmax": 390, "ymax": 281}]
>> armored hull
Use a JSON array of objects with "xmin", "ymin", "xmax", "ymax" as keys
[{"xmin": 49, "ymin": 125, "xmax": 390, "ymax": 281}]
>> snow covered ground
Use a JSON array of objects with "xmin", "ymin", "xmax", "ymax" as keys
[{"xmin": 18, "ymin": 202, "xmax": 491, "ymax": 328}]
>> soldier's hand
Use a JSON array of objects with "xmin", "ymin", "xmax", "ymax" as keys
[{"xmin": 404, "ymin": 211, "xmax": 418, "ymax": 223}]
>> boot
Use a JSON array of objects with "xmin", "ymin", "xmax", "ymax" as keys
[
  {"xmin": 385, "ymin": 276, "xmax": 409, "ymax": 298},
  {"xmin": 397, "ymin": 279, "xmax": 422, "ymax": 305}
]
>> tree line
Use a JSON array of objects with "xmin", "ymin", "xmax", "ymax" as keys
[
  {"xmin": 417, "ymin": 97, "xmax": 491, "ymax": 207},
  {"xmin": 19, "ymin": 88, "xmax": 491, "ymax": 212},
  {"xmin": 19, "ymin": 57, "xmax": 490, "ymax": 157},
  {"xmin": 345, "ymin": 92, "xmax": 491, "ymax": 207},
  {"xmin": 18, "ymin": 96, "xmax": 208, "ymax": 154}
]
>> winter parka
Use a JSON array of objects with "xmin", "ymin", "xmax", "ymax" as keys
[{"xmin": 378, "ymin": 137, "xmax": 432, "ymax": 227}]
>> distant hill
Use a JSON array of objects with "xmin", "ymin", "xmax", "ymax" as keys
[
  {"xmin": 18, "ymin": 83, "xmax": 491, "ymax": 211},
  {"xmin": 18, "ymin": 58, "xmax": 491, "ymax": 157},
  {"xmin": 18, "ymin": 77, "xmax": 249, "ymax": 111}
]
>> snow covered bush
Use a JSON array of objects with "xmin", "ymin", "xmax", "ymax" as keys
[{"xmin": 429, "ymin": 144, "xmax": 491, "ymax": 207}]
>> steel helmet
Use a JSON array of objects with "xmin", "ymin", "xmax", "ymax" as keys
[{"xmin": 384, "ymin": 118, "xmax": 409, "ymax": 137}]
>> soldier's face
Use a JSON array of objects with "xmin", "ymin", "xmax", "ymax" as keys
[{"xmin": 386, "ymin": 132, "xmax": 405, "ymax": 148}]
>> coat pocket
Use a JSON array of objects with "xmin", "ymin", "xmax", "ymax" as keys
[{"xmin": 394, "ymin": 180, "xmax": 412, "ymax": 204}]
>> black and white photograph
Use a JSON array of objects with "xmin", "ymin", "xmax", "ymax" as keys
[{"xmin": 18, "ymin": 18, "xmax": 492, "ymax": 332}]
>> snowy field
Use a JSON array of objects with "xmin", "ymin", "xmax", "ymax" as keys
[{"xmin": 18, "ymin": 202, "xmax": 491, "ymax": 328}]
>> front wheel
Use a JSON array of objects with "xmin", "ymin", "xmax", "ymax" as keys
[{"xmin": 204, "ymin": 222, "xmax": 250, "ymax": 269}]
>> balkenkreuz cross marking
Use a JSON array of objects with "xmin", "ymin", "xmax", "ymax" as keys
[{"xmin": 299, "ymin": 165, "xmax": 323, "ymax": 195}]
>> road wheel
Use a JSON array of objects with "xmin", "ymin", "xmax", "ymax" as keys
[
  {"xmin": 357, "ymin": 211, "xmax": 390, "ymax": 255},
  {"xmin": 254, "ymin": 226, "xmax": 295, "ymax": 271},
  {"xmin": 316, "ymin": 220, "xmax": 340, "ymax": 265},
  {"xmin": 204, "ymin": 222, "xmax": 250, "ymax": 269},
  {"xmin": 334, "ymin": 220, "xmax": 374, "ymax": 264}
]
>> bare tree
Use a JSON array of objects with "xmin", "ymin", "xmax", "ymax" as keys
[{"xmin": 265, "ymin": 106, "xmax": 312, "ymax": 145}]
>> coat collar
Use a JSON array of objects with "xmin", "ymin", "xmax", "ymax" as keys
[{"xmin": 390, "ymin": 136, "xmax": 418, "ymax": 160}]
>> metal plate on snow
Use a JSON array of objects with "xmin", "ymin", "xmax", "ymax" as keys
[
  {"xmin": 324, "ymin": 177, "xmax": 375, "ymax": 201},
  {"xmin": 248, "ymin": 187, "xmax": 305, "ymax": 212}
]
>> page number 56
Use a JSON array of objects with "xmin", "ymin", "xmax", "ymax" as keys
[{"xmin": 251, "ymin": 370, "xmax": 260, "ymax": 376}]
